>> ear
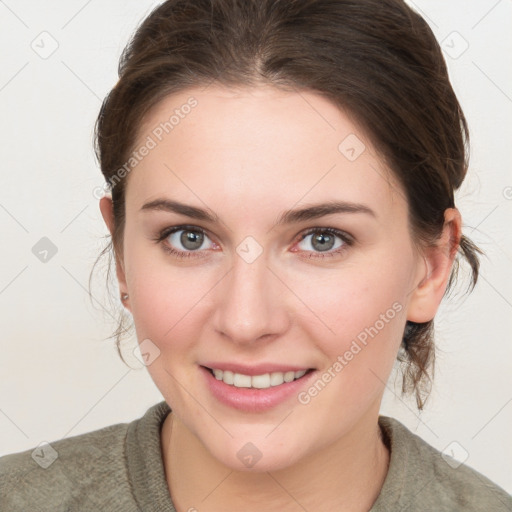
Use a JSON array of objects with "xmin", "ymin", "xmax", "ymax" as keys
[
  {"xmin": 406, "ymin": 208, "xmax": 461, "ymax": 323},
  {"xmin": 99, "ymin": 196, "xmax": 129, "ymax": 305}
]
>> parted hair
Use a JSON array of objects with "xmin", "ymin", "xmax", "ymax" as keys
[{"xmin": 90, "ymin": 0, "xmax": 482, "ymax": 409}]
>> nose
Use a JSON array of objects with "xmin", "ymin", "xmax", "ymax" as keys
[{"xmin": 212, "ymin": 249, "xmax": 290, "ymax": 346}]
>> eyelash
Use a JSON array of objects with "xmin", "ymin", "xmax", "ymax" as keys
[{"xmin": 153, "ymin": 225, "xmax": 354, "ymax": 260}]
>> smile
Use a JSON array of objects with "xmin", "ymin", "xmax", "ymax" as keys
[
  {"xmin": 200, "ymin": 364, "xmax": 317, "ymax": 412},
  {"xmin": 208, "ymin": 368, "xmax": 310, "ymax": 389}
]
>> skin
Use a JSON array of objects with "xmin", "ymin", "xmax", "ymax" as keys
[{"xmin": 100, "ymin": 84, "xmax": 461, "ymax": 512}]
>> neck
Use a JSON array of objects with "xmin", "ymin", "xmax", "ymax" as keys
[{"xmin": 161, "ymin": 405, "xmax": 389, "ymax": 512}]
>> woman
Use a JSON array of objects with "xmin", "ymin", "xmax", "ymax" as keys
[{"xmin": 1, "ymin": 0, "xmax": 510, "ymax": 510}]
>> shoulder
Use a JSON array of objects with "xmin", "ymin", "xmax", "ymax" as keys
[
  {"xmin": 0, "ymin": 418, "xmax": 134, "ymax": 511},
  {"xmin": 374, "ymin": 416, "xmax": 512, "ymax": 512}
]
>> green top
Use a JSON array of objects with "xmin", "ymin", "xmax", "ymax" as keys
[{"xmin": 1, "ymin": 401, "xmax": 510, "ymax": 511}]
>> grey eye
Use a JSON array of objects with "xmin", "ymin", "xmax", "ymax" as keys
[
  {"xmin": 168, "ymin": 229, "xmax": 210, "ymax": 251},
  {"xmin": 298, "ymin": 231, "xmax": 345, "ymax": 253}
]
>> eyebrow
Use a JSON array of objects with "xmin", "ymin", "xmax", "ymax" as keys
[{"xmin": 140, "ymin": 198, "xmax": 376, "ymax": 226}]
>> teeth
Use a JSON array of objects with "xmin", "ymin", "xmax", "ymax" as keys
[
  {"xmin": 252, "ymin": 373, "xmax": 270, "ymax": 388},
  {"xmin": 211, "ymin": 368, "xmax": 308, "ymax": 389},
  {"xmin": 270, "ymin": 372, "xmax": 285, "ymax": 386},
  {"xmin": 233, "ymin": 373, "xmax": 252, "ymax": 387},
  {"xmin": 284, "ymin": 371, "xmax": 295, "ymax": 383}
]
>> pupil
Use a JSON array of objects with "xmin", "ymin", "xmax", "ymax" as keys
[
  {"xmin": 313, "ymin": 232, "xmax": 334, "ymax": 252},
  {"xmin": 181, "ymin": 231, "xmax": 203, "ymax": 250}
]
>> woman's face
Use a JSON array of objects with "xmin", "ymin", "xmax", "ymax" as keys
[{"xmin": 112, "ymin": 85, "xmax": 427, "ymax": 470}]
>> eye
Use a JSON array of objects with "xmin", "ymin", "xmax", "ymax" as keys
[
  {"xmin": 294, "ymin": 227, "xmax": 353, "ymax": 259},
  {"xmin": 154, "ymin": 225, "xmax": 216, "ymax": 259},
  {"xmin": 153, "ymin": 225, "xmax": 353, "ymax": 260}
]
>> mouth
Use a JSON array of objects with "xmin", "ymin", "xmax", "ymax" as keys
[
  {"xmin": 199, "ymin": 361, "xmax": 318, "ymax": 412},
  {"xmin": 201, "ymin": 366, "xmax": 315, "ymax": 389}
]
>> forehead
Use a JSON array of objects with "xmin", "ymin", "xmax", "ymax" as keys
[{"xmin": 126, "ymin": 85, "xmax": 405, "ymax": 221}]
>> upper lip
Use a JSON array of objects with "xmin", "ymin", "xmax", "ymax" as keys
[{"xmin": 201, "ymin": 362, "xmax": 313, "ymax": 376}]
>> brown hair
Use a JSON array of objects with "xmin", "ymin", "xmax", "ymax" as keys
[{"xmin": 90, "ymin": 0, "xmax": 482, "ymax": 410}]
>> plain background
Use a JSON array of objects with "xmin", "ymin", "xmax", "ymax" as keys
[{"xmin": 0, "ymin": 0, "xmax": 511, "ymax": 494}]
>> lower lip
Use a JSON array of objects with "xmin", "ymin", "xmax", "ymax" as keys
[{"xmin": 200, "ymin": 366, "xmax": 316, "ymax": 412}]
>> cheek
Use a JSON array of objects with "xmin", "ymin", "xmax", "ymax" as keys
[
  {"xmin": 124, "ymin": 249, "xmax": 210, "ymax": 407},
  {"xmin": 123, "ymin": 239, "xmax": 202, "ymax": 345},
  {"xmin": 289, "ymin": 257, "xmax": 411, "ymax": 350},
  {"xmin": 286, "ymin": 249, "xmax": 413, "ymax": 414}
]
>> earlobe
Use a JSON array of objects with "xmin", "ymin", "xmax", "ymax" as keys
[{"xmin": 406, "ymin": 208, "xmax": 462, "ymax": 323}]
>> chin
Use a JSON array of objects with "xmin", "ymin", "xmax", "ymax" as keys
[{"xmin": 205, "ymin": 432, "xmax": 308, "ymax": 473}]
